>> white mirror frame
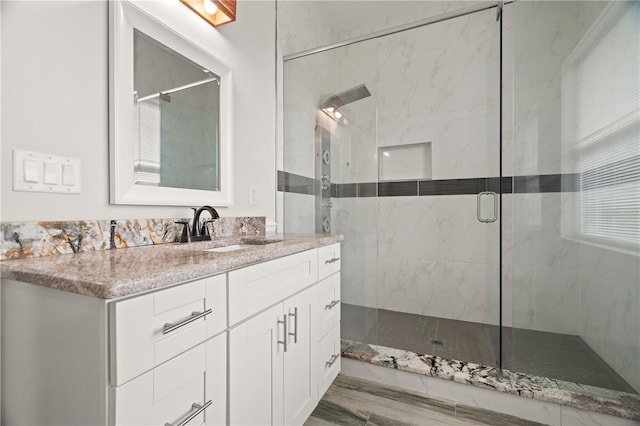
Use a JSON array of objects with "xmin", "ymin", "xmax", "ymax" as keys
[{"xmin": 109, "ymin": 0, "xmax": 233, "ymax": 206}]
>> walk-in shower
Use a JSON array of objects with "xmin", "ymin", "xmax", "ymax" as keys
[{"xmin": 281, "ymin": 0, "xmax": 640, "ymax": 405}]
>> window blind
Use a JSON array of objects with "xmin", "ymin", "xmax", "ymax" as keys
[
  {"xmin": 133, "ymin": 98, "xmax": 161, "ymax": 184},
  {"xmin": 572, "ymin": 3, "xmax": 640, "ymax": 250}
]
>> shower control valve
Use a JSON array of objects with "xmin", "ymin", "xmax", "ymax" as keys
[{"xmin": 321, "ymin": 175, "xmax": 330, "ymax": 190}]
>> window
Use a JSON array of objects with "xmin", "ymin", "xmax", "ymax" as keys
[{"xmin": 562, "ymin": 1, "xmax": 640, "ymax": 252}]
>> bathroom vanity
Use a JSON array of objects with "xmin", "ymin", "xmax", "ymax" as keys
[{"xmin": 0, "ymin": 235, "xmax": 342, "ymax": 426}]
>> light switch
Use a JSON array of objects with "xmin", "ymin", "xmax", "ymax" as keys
[
  {"xmin": 23, "ymin": 159, "xmax": 39, "ymax": 183},
  {"xmin": 13, "ymin": 149, "xmax": 81, "ymax": 194},
  {"xmin": 62, "ymin": 164, "xmax": 75, "ymax": 186},
  {"xmin": 44, "ymin": 163, "xmax": 58, "ymax": 184}
]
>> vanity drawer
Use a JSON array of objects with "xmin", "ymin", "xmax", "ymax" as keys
[
  {"xmin": 111, "ymin": 274, "xmax": 227, "ymax": 386},
  {"xmin": 317, "ymin": 322, "xmax": 341, "ymax": 397},
  {"xmin": 112, "ymin": 334, "xmax": 226, "ymax": 426},
  {"xmin": 228, "ymin": 249, "xmax": 318, "ymax": 326},
  {"xmin": 316, "ymin": 273, "xmax": 341, "ymax": 339},
  {"xmin": 318, "ymin": 243, "xmax": 341, "ymax": 281}
]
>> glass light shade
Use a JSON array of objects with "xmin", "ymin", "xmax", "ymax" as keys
[{"xmin": 180, "ymin": 0, "xmax": 237, "ymax": 27}]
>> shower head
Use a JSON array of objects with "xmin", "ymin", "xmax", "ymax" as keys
[{"xmin": 320, "ymin": 84, "xmax": 371, "ymax": 110}]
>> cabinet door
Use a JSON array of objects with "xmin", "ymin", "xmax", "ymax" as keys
[
  {"xmin": 205, "ymin": 333, "xmax": 227, "ymax": 425},
  {"xmin": 229, "ymin": 303, "xmax": 284, "ymax": 425},
  {"xmin": 317, "ymin": 322, "xmax": 341, "ymax": 398},
  {"xmin": 315, "ymin": 273, "xmax": 341, "ymax": 339},
  {"xmin": 283, "ymin": 287, "xmax": 317, "ymax": 426},
  {"xmin": 112, "ymin": 343, "xmax": 208, "ymax": 426},
  {"xmin": 228, "ymin": 250, "xmax": 317, "ymax": 326},
  {"xmin": 111, "ymin": 275, "xmax": 226, "ymax": 386},
  {"xmin": 318, "ymin": 243, "xmax": 341, "ymax": 281}
]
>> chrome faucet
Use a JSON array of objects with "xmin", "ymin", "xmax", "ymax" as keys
[{"xmin": 176, "ymin": 205, "xmax": 220, "ymax": 243}]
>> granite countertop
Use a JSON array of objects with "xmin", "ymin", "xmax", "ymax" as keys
[
  {"xmin": 0, "ymin": 233, "xmax": 342, "ymax": 299},
  {"xmin": 342, "ymin": 340, "xmax": 640, "ymax": 421}
]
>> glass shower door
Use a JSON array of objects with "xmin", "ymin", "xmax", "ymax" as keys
[
  {"xmin": 371, "ymin": 6, "xmax": 503, "ymax": 367},
  {"xmin": 282, "ymin": 39, "xmax": 380, "ymax": 347},
  {"xmin": 283, "ymin": 3, "xmax": 504, "ymax": 369}
]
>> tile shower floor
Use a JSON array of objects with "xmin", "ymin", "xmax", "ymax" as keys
[{"xmin": 341, "ymin": 303, "xmax": 637, "ymax": 394}]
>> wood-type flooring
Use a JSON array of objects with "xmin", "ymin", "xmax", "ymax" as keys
[{"xmin": 305, "ymin": 375, "xmax": 544, "ymax": 426}]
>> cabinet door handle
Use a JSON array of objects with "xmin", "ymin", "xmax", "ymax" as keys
[
  {"xmin": 325, "ymin": 354, "xmax": 339, "ymax": 367},
  {"xmin": 278, "ymin": 315, "xmax": 288, "ymax": 352},
  {"xmin": 325, "ymin": 299, "xmax": 340, "ymax": 310},
  {"xmin": 165, "ymin": 400, "xmax": 212, "ymax": 426},
  {"xmin": 163, "ymin": 309, "xmax": 212, "ymax": 334},
  {"xmin": 288, "ymin": 307, "xmax": 298, "ymax": 344},
  {"xmin": 324, "ymin": 257, "xmax": 340, "ymax": 264}
]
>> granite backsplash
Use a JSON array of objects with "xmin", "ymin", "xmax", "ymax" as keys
[{"xmin": 0, "ymin": 217, "xmax": 266, "ymax": 260}]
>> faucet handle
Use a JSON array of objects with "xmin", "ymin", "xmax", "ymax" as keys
[
  {"xmin": 174, "ymin": 221, "xmax": 192, "ymax": 243},
  {"xmin": 201, "ymin": 219, "xmax": 216, "ymax": 236}
]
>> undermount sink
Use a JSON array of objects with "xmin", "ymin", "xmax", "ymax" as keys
[
  {"xmin": 240, "ymin": 237, "xmax": 283, "ymax": 245},
  {"xmin": 204, "ymin": 244, "xmax": 250, "ymax": 253},
  {"xmin": 170, "ymin": 236, "xmax": 284, "ymax": 252}
]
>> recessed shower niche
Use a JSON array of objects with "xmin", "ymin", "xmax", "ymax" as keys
[{"xmin": 378, "ymin": 142, "xmax": 432, "ymax": 181}]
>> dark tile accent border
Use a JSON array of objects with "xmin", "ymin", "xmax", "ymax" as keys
[
  {"xmin": 512, "ymin": 173, "xmax": 580, "ymax": 193},
  {"xmin": 336, "ymin": 183, "xmax": 357, "ymax": 198},
  {"xmin": 278, "ymin": 171, "xmax": 315, "ymax": 195},
  {"xmin": 276, "ymin": 169, "xmax": 630, "ymax": 198},
  {"xmin": 276, "ymin": 170, "xmax": 285, "ymax": 192},
  {"xmin": 501, "ymin": 177, "xmax": 513, "ymax": 194},
  {"xmin": 358, "ymin": 182, "xmax": 378, "ymax": 197},
  {"xmin": 419, "ymin": 178, "xmax": 482, "ymax": 196},
  {"xmin": 378, "ymin": 181, "xmax": 418, "ymax": 197}
]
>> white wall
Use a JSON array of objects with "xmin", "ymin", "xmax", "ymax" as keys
[{"xmin": 1, "ymin": 0, "xmax": 275, "ymax": 223}]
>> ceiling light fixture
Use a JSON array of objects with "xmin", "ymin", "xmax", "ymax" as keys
[
  {"xmin": 203, "ymin": 0, "xmax": 218, "ymax": 14},
  {"xmin": 180, "ymin": 0, "xmax": 237, "ymax": 27}
]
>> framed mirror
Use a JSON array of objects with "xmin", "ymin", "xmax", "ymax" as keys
[{"xmin": 109, "ymin": 0, "xmax": 233, "ymax": 206}]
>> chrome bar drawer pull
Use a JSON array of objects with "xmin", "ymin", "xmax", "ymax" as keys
[
  {"xmin": 165, "ymin": 400, "xmax": 212, "ymax": 426},
  {"xmin": 163, "ymin": 309, "xmax": 212, "ymax": 334},
  {"xmin": 324, "ymin": 257, "xmax": 340, "ymax": 264},
  {"xmin": 325, "ymin": 299, "xmax": 340, "ymax": 310},
  {"xmin": 278, "ymin": 315, "xmax": 288, "ymax": 352},
  {"xmin": 325, "ymin": 354, "xmax": 339, "ymax": 367},
  {"xmin": 288, "ymin": 307, "xmax": 298, "ymax": 344}
]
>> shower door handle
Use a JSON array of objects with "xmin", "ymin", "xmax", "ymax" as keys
[{"xmin": 477, "ymin": 191, "xmax": 498, "ymax": 223}]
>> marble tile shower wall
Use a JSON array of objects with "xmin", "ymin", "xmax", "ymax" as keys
[
  {"xmin": 372, "ymin": 8, "xmax": 503, "ymax": 324},
  {"xmin": 376, "ymin": 9, "xmax": 501, "ymax": 179},
  {"xmin": 0, "ymin": 217, "xmax": 266, "ymax": 261},
  {"xmin": 278, "ymin": 1, "xmax": 488, "ymax": 58},
  {"xmin": 512, "ymin": 1, "xmax": 639, "ymax": 392},
  {"xmin": 280, "ymin": 0, "xmax": 639, "ymax": 391}
]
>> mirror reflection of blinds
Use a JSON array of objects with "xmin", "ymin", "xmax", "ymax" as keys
[
  {"xmin": 134, "ymin": 98, "xmax": 161, "ymax": 185},
  {"xmin": 575, "ymin": 2, "xmax": 640, "ymax": 250}
]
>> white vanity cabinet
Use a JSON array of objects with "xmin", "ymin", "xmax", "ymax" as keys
[
  {"xmin": 1, "ymin": 274, "xmax": 228, "ymax": 426},
  {"xmin": 228, "ymin": 250, "xmax": 319, "ymax": 426},
  {"xmin": 109, "ymin": 275, "xmax": 227, "ymax": 425},
  {"xmin": 314, "ymin": 246, "xmax": 342, "ymax": 399},
  {"xmin": 1, "ymin": 241, "xmax": 341, "ymax": 426},
  {"xmin": 111, "ymin": 332, "xmax": 226, "ymax": 426},
  {"xmin": 110, "ymin": 275, "xmax": 227, "ymax": 386},
  {"xmin": 228, "ymin": 244, "xmax": 341, "ymax": 426}
]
